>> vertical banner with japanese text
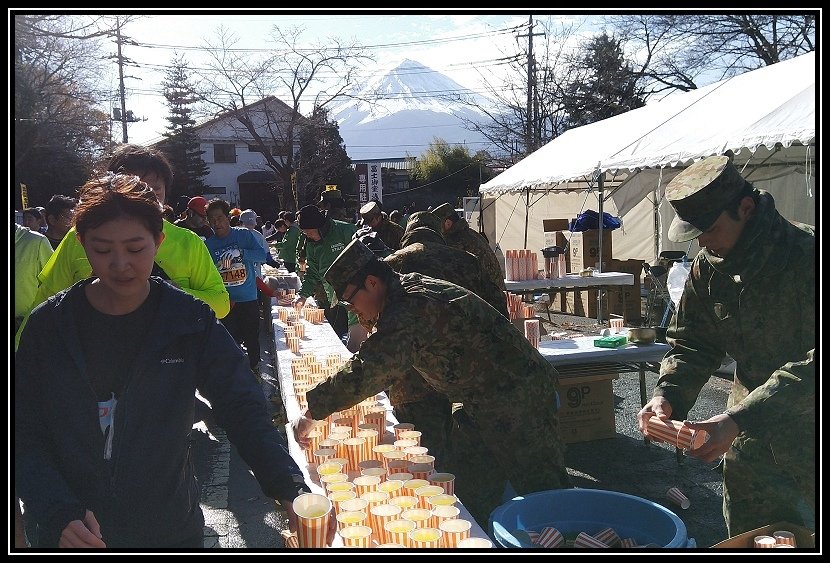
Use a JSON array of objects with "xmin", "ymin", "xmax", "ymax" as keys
[
  {"xmin": 368, "ymin": 163, "xmax": 383, "ymax": 203},
  {"xmin": 355, "ymin": 163, "xmax": 369, "ymax": 205}
]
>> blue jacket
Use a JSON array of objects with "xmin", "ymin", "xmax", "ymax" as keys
[{"xmin": 15, "ymin": 278, "xmax": 307, "ymax": 548}]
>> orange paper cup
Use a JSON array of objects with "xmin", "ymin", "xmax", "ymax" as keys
[{"xmin": 293, "ymin": 493, "xmax": 332, "ymax": 549}]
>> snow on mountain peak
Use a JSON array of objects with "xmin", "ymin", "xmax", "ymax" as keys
[{"xmin": 329, "ymin": 59, "xmax": 495, "ymax": 160}]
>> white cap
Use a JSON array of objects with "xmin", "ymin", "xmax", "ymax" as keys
[{"xmin": 240, "ymin": 209, "xmax": 258, "ymax": 226}]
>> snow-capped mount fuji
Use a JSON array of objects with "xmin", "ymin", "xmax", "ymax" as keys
[{"xmin": 328, "ymin": 58, "xmax": 495, "ymax": 161}]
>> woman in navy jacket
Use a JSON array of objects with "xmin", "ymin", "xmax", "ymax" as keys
[{"xmin": 14, "ymin": 173, "xmax": 332, "ymax": 549}]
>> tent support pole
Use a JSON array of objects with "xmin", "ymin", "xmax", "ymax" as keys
[
  {"xmin": 523, "ymin": 187, "xmax": 530, "ymax": 249},
  {"xmin": 597, "ymin": 170, "xmax": 605, "ymax": 323}
]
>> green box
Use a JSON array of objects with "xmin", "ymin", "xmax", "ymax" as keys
[{"xmin": 593, "ymin": 335, "xmax": 627, "ymax": 348}]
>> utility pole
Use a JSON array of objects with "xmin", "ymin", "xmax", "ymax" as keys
[
  {"xmin": 115, "ymin": 17, "xmax": 128, "ymax": 143},
  {"xmin": 517, "ymin": 15, "xmax": 545, "ymax": 156},
  {"xmin": 110, "ymin": 16, "xmax": 143, "ymax": 144}
]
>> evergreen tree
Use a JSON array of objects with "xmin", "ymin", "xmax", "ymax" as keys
[
  {"xmin": 296, "ymin": 107, "xmax": 355, "ymax": 208},
  {"xmin": 160, "ymin": 54, "xmax": 210, "ymax": 204},
  {"xmin": 562, "ymin": 32, "xmax": 646, "ymax": 130},
  {"xmin": 410, "ymin": 139, "xmax": 493, "ymax": 210}
]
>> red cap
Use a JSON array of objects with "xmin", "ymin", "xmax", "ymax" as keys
[{"xmin": 187, "ymin": 196, "xmax": 208, "ymax": 217}]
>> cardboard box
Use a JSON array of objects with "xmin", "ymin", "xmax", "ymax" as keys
[
  {"xmin": 569, "ymin": 230, "xmax": 613, "ymax": 272},
  {"xmin": 606, "ymin": 259, "xmax": 645, "ymax": 323},
  {"xmin": 543, "ymin": 230, "xmax": 569, "ymax": 253},
  {"xmin": 555, "ymin": 373, "xmax": 618, "ymax": 443},
  {"xmin": 711, "ymin": 521, "xmax": 815, "ymax": 549},
  {"xmin": 542, "ymin": 219, "xmax": 570, "ymax": 265},
  {"xmin": 543, "ymin": 218, "xmax": 570, "ymax": 232}
]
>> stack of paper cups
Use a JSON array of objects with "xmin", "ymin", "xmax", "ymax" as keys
[
  {"xmin": 646, "ymin": 417, "xmax": 709, "ymax": 451},
  {"xmin": 524, "ymin": 319, "xmax": 540, "ymax": 348}
]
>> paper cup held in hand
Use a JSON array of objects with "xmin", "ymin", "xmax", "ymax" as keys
[
  {"xmin": 646, "ymin": 416, "xmax": 709, "ymax": 451},
  {"xmin": 293, "ymin": 493, "xmax": 332, "ymax": 548},
  {"xmin": 666, "ymin": 486, "xmax": 690, "ymax": 509}
]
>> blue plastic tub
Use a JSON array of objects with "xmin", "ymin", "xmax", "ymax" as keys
[{"xmin": 489, "ymin": 488, "xmax": 695, "ymax": 548}]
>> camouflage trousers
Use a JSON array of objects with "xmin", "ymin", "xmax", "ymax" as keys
[
  {"xmin": 392, "ymin": 394, "xmax": 453, "ymax": 472},
  {"xmin": 722, "ymin": 432, "xmax": 815, "ymax": 536},
  {"xmin": 445, "ymin": 407, "xmax": 572, "ymax": 531}
]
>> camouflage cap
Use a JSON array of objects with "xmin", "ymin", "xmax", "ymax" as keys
[
  {"xmin": 431, "ymin": 202, "xmax": 457, "ymax": 220},
  {"xmin": 324, "ymin": 238, "xmax": 379, "ymax": 299},
  {"xmin": 359, "ymin": 201, "xmax": 382, "ymax": 220},
  {"xmin": 405, "ymin": 211, "xmax": 442, "ymax": 234},
  {"xmin": 666, "ymin": 155, "xmax": 746, "ymax": 243}
]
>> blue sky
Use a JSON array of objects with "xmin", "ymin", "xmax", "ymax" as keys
[{"xmin": 97, "ymin": 11, "xmax": 602, "ymax": 144}]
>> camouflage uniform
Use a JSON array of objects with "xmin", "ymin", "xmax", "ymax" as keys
[
  {"xmin": 381, "ymin": 213, "xmax": 510, "ymax": 468},
  {"xmin": 311, "ymin": 244, "xmax": 570, "ymax": 527},
  {"xmin": 373, "ymin": 213, "xmax": 405, "ymax": 250},
  {"xmin": 360, "ymin": 202, "xmax": 405, "ymax": 251},
  {"xmin": 654, "ymin": 156, "xmax": 815, "ymax": 536},
  {"xmin": 433, "ymin": 203, "xmax": 506, "ymax": 291}
]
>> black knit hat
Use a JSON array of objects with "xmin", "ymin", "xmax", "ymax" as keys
[{"xmin": 298, "ymin": 204, "xmax": 326, "ymax": 229}]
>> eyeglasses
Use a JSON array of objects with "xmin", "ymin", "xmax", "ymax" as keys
[{"xmin": 338, "ymin": 283, "xmax": 364, "ymax": 306}]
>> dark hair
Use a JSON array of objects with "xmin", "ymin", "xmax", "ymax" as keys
[
  {"xmin": 206, "ymin": 198, "xmax": 231, "ymax": 217},
  {"xmin": 724, "ymin": 181, "xmax": 758, "ymax": 220},
  {"xmin": 346, "ymin": 258, "xmax": 394, "ymax": 292},
  {"xmin": 105, "ymin": 144, "xmax": 174, "ymax": 194},
  {"xmin": 162, "ymin": 205, "xmax": 177, "ymax": 222},
  {"xmin": 22, "ymin": 207, "xmax": 43, "ymax": 221},
  {"xmin": 74, "ymin": 173, "xmax": 163, "ymax": 240},
  {"xmin": 44, "ymin": 194, "xmax": 78, "ymax": 219},
  {"xmin": 274, "ymin": 219, "xmax": 288, "ymax": 230},
  {"xmin": 283, "ymin": 211, "xmax": 296, "ymax": 222}
]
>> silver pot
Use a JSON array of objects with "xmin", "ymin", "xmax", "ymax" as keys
[{"xmin": 627, "ymin": 327, "xmax": 657, "ymax": 344}]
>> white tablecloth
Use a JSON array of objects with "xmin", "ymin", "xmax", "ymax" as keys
[
  {"xmin": 505, "ymin": 272, "xmax": 634, "ymax": 293},
  {"xmin": 538, "ymin": 336, "xmax": 669, "ymax": 366},
  {"xmin": 270, "ymin": 303, "xmax": 492, "ymax": 547}
]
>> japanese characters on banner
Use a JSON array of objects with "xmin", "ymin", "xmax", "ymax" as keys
[{"xmin": 355, "ymin": 163, "xmax": 383, "ymax": 206}]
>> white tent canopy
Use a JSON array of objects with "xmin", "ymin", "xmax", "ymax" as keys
[{"xmin": 478, "ymin": 51, "xmax": 816, "ymax": 265}]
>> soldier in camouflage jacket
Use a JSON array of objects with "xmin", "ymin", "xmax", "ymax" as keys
[
  {"xmin": 360, "ymin": 201, "xmax": 405, "ymax": 251},
  {"xmin": 637, "ymin": 156, "xmax": 815, "ymax": 536},
  {"xmin": 379, "ymin": 211, "xmax": 509, "ymax": 467},
  {"xmin": 293, "ymin": 239, "xmax": 571, "ymax": 527},
  {"xmin": 432, "ymin": 203, "xmax": 506, "ymax": 291}
]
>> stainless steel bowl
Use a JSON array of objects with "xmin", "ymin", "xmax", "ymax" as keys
[{"xmin": 627, "ymin": 327, "xmax": 657, "ymax": 344}]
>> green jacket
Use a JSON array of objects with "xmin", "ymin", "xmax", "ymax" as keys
[
  {"xmin": 445, "ymin": 217, "xmax": 506, "ymax": 290},
  {"xmin": 655, "ymin": 191, "xmax": 814, "ymax": 454},
  {"xmin": 299, "ymin": 218, "xmax": 358, "ymax": 305},
  {"xmin": 276, "ymin": 224, "xmax": 301, "ymax": 264},
  {"xmin": 32, "ymin": 220, "xmax": 230, "ymax": 318}
]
